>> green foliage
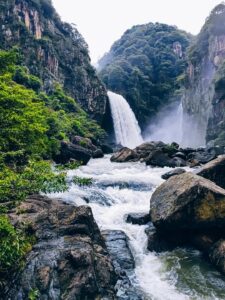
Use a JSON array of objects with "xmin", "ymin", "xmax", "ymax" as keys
[
  {"xmin": 28, "ymin": 288, "xmax": 40, "ymax": 300},
  {"xmin": 0, "ymin": 48, "xmax": 104, "ymax": 209},
  {"xmin": 0, "ymin": 74, "xmax": 48, "ymax": 156},
  {"xmin": 0, "ymin": 160, "xmax": 68, "ymax": 204},
  {"xmin": 99, "ymin": 23, "xmax": 192, "ymax": 126},
  {"xmin": 0, "ymin": 215, "xmax": 32, "ymax": 274},
  {"xmin": 13, "ymin": 67, "xmax": 42, "ymax": 91},
  {"xmin": 55, "ymin": 161, "xmax": 81, "ymax": 171},
  {"xmin": 73, "ymin": 176, "xmax": 93, "ymax": 186}
]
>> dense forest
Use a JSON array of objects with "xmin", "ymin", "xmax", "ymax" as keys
[{"xmin": 99, "ymin": 23, "xmax": 192, "ymax": 127}]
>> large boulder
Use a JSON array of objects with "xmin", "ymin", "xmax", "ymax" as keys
[
  {"xmin": 55, "ymin": 141, "xmax": 92, "ymax": 165},
  {"xmin": 197, "ymin": 155, "xmax": 225, "ymax": 189},
  {"xmin": 72, "ymin": 136, "xmax": 105, "ymax": 159},
  {"xmin": 111, "ymin": 147, "xmax": 138, "ymax": 163},
  {"xmin": 150, "ymin": 172, "xmax": 225, "ymax": 231},
  {"xmin": 5, "ymin": 195, "xmax": 116, "ymax": 300}
]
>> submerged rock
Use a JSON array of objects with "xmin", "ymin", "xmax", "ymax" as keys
[
  {"xmin": 125, "ymin": 213, "xmax": 150, "ymax": 225},
  {"xmin": 150, "ymin": 172, "xmax": 225, "ymax": 231},
  {"xmin": 197, "ymin": 155, "xmax": 225, "ymax": 189},
  {"xmin": 5, "ymin": 195, "xmax": 116, "ymax": 300},
  {"xmin": 161, "ymin": 168, "xmax": 186, "ymax": 180}
]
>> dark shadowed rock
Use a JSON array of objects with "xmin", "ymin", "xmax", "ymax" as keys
[
  {"xmin": 173, "ymin": 152, "xmax": 186, "ymax": 159},
  {"xmin": 111, "ymin": 147, "xmax": 138, "ymax": 163},
  {"xmin": 101, "ymin": 144, "xmax": 114, "ymax": 154},
  {"xmin": 209, "ymin": 239, "xmax": 225, "ymax": 275},
  {"xmin": 54, "ymin": 141, "xmax": 92, "ymax": 165},
  {"xmin": 187, "ymin": 148, "xmax": 216, "ymax": 164},
  {"xmin": 146, "ymin": 150, "xmax": 187, "ymax": 168},
  {"xmin": 146, "ymin": 225, "xmax": 182, "ymax": 252},
  {"xmin": 126, "ymin": 213, "xmax": 150, "ymax": 225},
  {"xmin": 161, "ymin": 168, "xmax": 186, "ymax": 180},
  {"xmin": 197, "ymin": 155, "xmax": 225, "ymax": 189},
  {"xmin": 150, "ymin": 172, "xmax": 225, "ymax": 231},
  {"xmin": 71, "ymin": 135, "xmax": 97, "ymax": 151},
  {"xmin": 135, "ymin": 141, "xmax": 166, "ymax": 160},
  {"xmin": 92, "ymin": 149, "xmax": 104, "ymax": 159},
  {"xmin": 5, "ymin": 195, "xmax": 116, "ymax": 300}
]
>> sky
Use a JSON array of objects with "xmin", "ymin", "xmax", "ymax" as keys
[{"xmin": 52, "ymin": 0, "xmax": 222, "ymax": 64}]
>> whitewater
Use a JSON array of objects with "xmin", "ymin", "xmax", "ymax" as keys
[{"xmin": 49, "ymin": 92, "xmax": 225, "ymax": 299}]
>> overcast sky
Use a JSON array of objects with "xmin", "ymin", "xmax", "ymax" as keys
[{"xmin": 52, "ymin": 0, "xmax": 222, "ymax": 64}]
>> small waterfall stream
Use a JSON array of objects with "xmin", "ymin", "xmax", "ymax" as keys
[
  {"xmin": 49, "ymin": 157, "xmax": 225, "ymax": 299},
  {"xmin": 108, "ymin": 91, "xmax": 143, "ymax": 148}
]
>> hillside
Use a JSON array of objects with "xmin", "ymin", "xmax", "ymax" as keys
[
  {"xmin": 98, "ymin": 23, "xmax": 192, "ymax": 127},
  {"xmin": 0, "ymin": 0, "xmax": 108, "ymax": 122}
]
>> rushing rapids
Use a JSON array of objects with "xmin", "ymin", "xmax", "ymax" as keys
[
  {"xmin": 108, "ymin": 91, "xmax": 143, "ymax": 149},
  {"xmin": 49, "ymin": 156, "xmax": 225, "ymax": 300}
]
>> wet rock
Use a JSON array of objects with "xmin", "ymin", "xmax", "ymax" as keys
[
  {"xmin": 197, "ymin": 155, "xmax": 225, "ymax": 189},
  {"xmin": 101, "ymin": 144, "xmax": 114, "ymax": 154},
  {"xmin": 5, "ymin": 195, "xmax": 116, "ymax": 300},
  {"xmin": 54, "ymin": 141, "xmax": 91, "ymax": 165},
  {"xmin": 146, "ymin": 150, "xmax": 186, "ymax": 168},
  {"xmin": 135, "ymin": 141, "xmax": 166, "ymax": 160},
  {"xmin": 111, "ymin": 147, "xmax": 138, "ymax": 163},
  {"xmin": 161, "ymin": 168, "xmax": 186, "ymax": 180},
  {"xmin": 150, "ymin": 172, "xmax": 225, "ymax": 231},
  {"xmin": 179, "ymin": 147, "xmax": 197, "ymax": 155},
  {"xmin": 173, "ymin": 152, "xmax": 186, "ymax": 160},
  {"xmin": 209, "ymin": 239, "xmax": 225, "ymax": 274},
  {"xmin": 92, "ymin": 148, "xmax": 104, "ymax": 159},
  {"xmin": 102, "ymin": 230, "xmax": 135, "ymax": 272},
  {"xmin": 146, "ymin": 225, "xmax": 181, "ymax": 252},
  {"xmin": 71, "ymin": 135, "xmax": 105, "ymax": 159},
  {"xmin": 102, "ymin": 230, "xmax": 143, "ymax": 300},
  {"xmin": 187, "ymin": 148, "xmax": 216, "ymax": 164},
  {"xmin": 126, "ymin": 213, "xmax": 150, "ymax": 225},
  {"xmin": 71, "ymin": 135, "xmax": 97, "ymax": 151}
]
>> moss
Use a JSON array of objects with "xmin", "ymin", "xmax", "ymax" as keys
[{"xmin": 196, "ymin": 192, "xmax": 225, "ymax": 221}]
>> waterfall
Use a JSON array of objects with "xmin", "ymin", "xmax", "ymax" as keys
[{"xmin": 108, "ymin": 91, "xmax": 143, "ymax": 149}]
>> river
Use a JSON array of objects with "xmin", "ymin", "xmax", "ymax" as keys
[{"xmin": 50, "ymin": 155, "xmax": 225, "ymax": 300}]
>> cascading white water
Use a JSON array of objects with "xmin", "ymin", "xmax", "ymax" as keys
[
  {"xmin": 108, "ymin": 91, "xmax": 143, "ymax": 149},
  {"xmin": 48, "ymin": 156, "xmax": 225, "ymax": 300}
]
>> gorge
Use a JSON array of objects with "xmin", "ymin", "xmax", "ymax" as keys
[{"xmin": 2, "ymin": 0, "xmax": 225, "ymax": 299}]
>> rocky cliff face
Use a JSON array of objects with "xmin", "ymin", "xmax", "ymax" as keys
[
  {"xmin": 0, "ymin": 0, "xmax": 108, "ymax": 122},
  {"xmin": 182, "ymin": 4, "xmax": 225, "ymax": 148}
]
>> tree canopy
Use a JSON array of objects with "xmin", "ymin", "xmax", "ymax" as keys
[{"xmin": 98, "ymin": 23, "xmax": 192, "ymax": 126}]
